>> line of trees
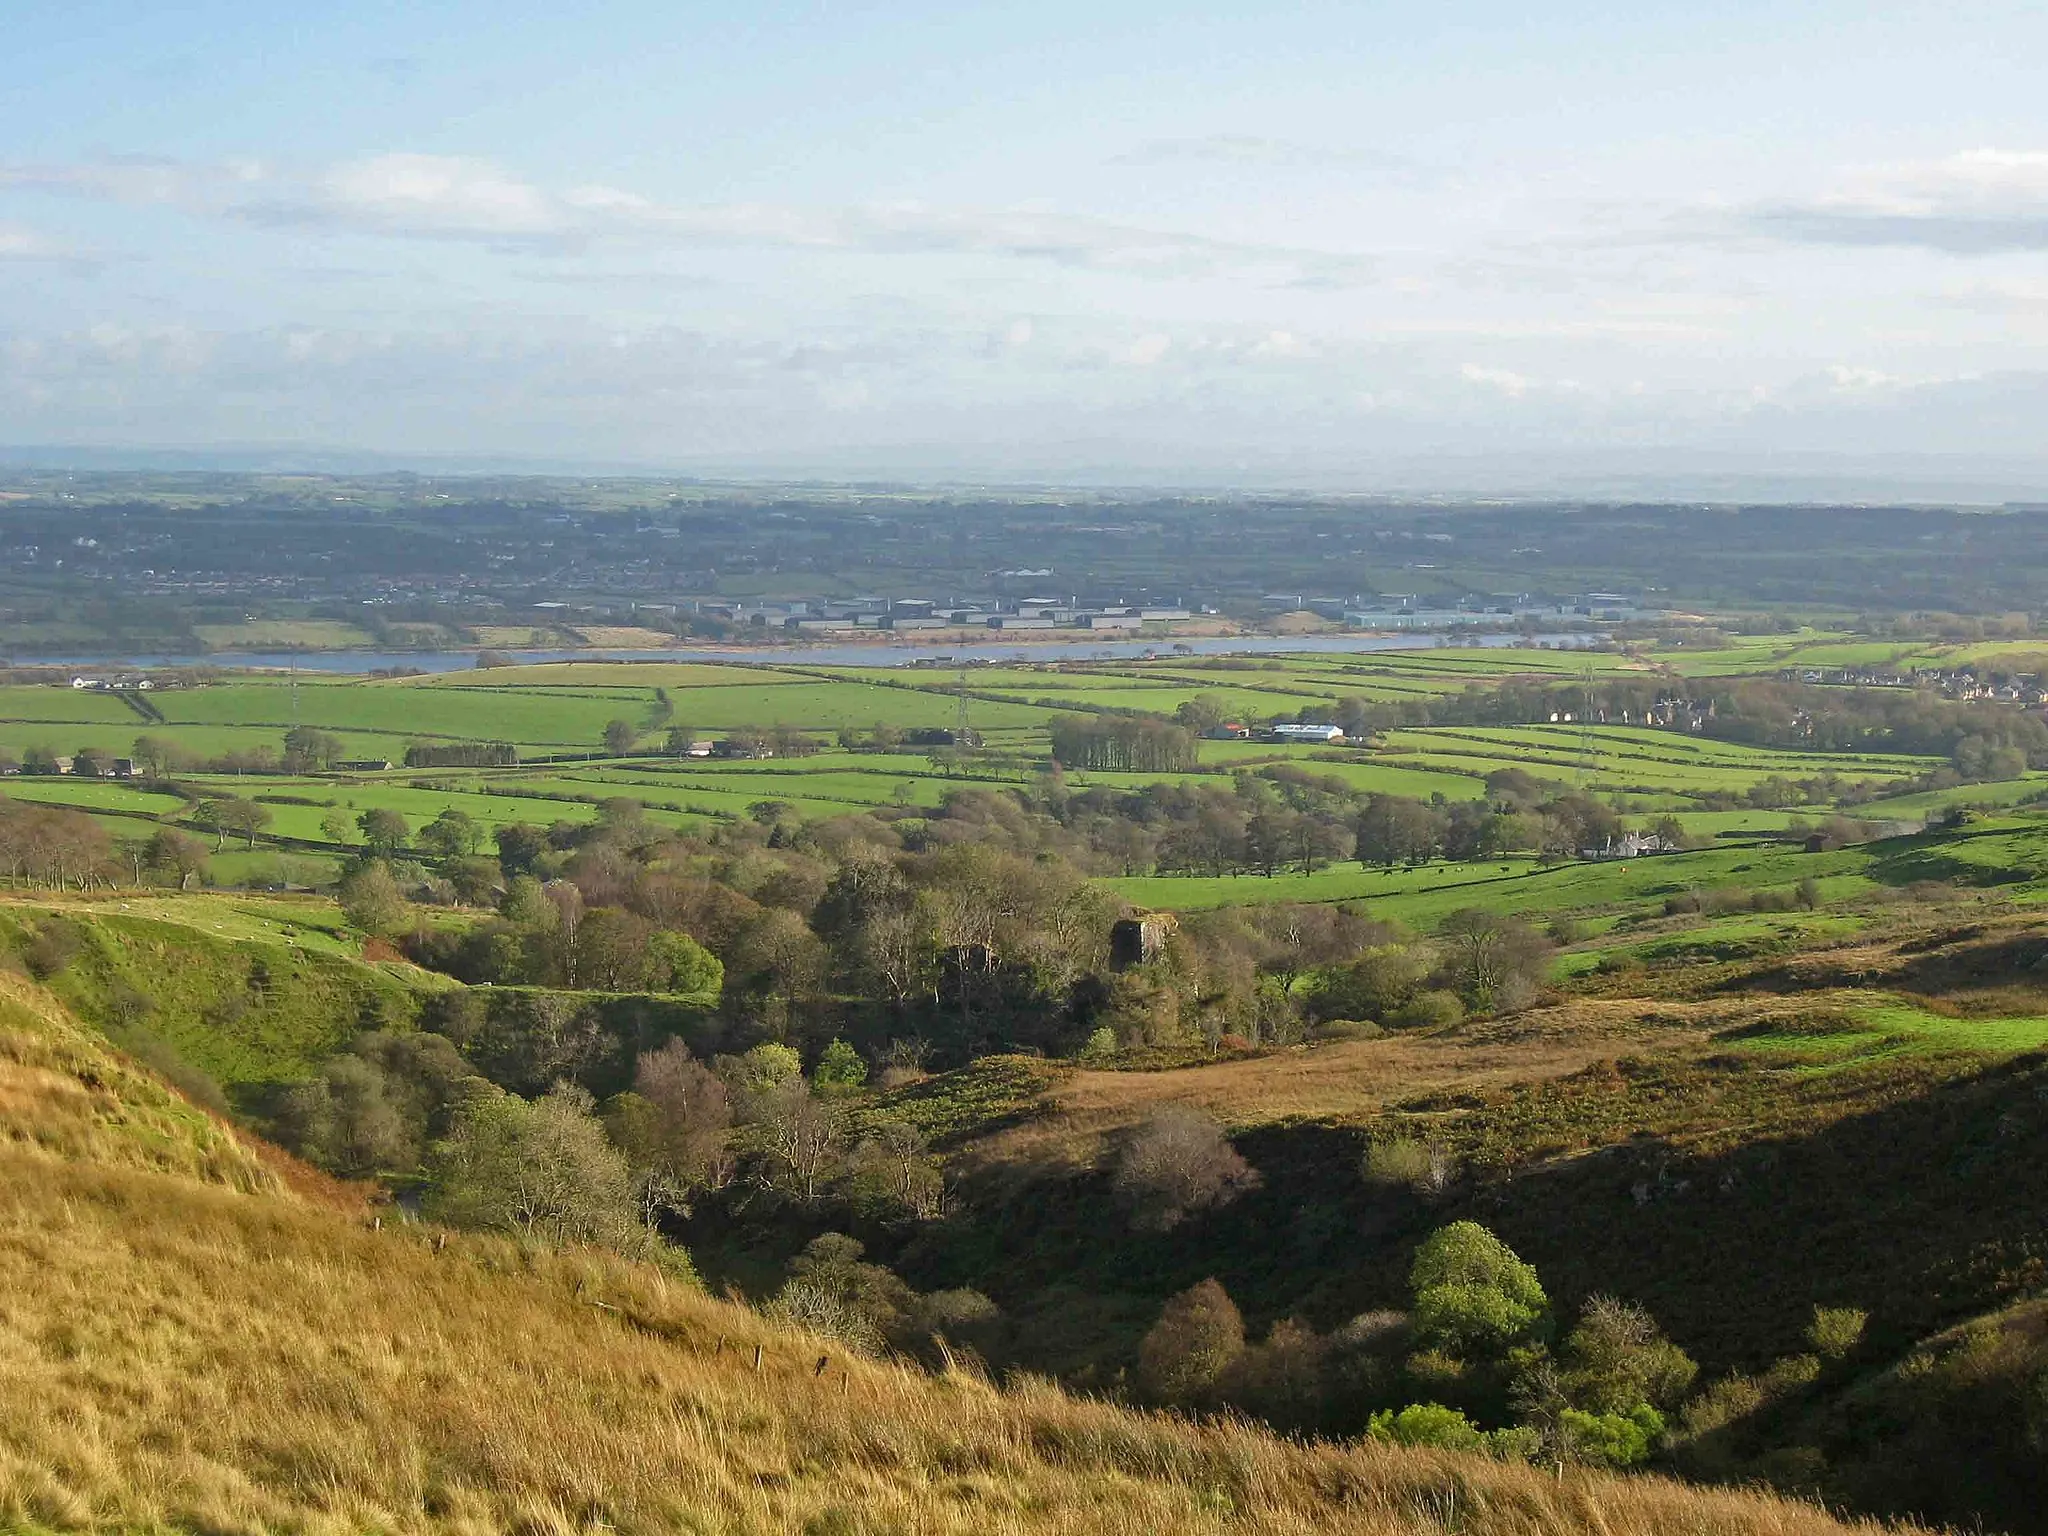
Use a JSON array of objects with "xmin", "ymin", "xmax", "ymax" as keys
[
  {"xmin": 0, "ymin": 799, "xmax": 113, "ymax": 888},
  {"xmin": 1050, "ymin": 714, "xmax": 1200, "ymax": 772},
  {"xmin": 1331, "ymin": 676, "xmax": 2048, "ymax": 771},
  {"xmin": 405, "ymin": 741, "xmax": 518, "ymax": 767}
]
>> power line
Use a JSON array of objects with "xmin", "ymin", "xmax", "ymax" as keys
[{"xmin": 1575, "ymin": 661, "xmax": 1598, "ymax": 785}]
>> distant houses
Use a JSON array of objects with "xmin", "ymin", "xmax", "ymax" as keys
[
  {"xmin": 69, "ymin": 675, "xmax": 156, "ymax": 691},
  {"xmin": 14, "ymin": 754, "xmax": 141, "ymax": 778},
  {"xmin": 1580, "ymin": 831, "xmax": 1671, "ymax": 860},
  {"xmin": 742, "ymin": 596, "xmax": 1201, "ymax": 635}
]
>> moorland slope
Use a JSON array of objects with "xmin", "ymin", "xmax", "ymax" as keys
[{"xmin": 0, "ymin": 968, "xmax": 1907, "ymax": 1536}]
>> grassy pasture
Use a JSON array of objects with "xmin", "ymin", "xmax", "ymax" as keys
[
  {"xmin": 0, "ymin": 685, "xmax": 147, "ymax": 725},
  {"xmin": 1722, "ymin": 993, "xmax": 2048, "ymax": 1065},
  {"xmin": 1641, "ymin": 631, "xmax": 1867, "ymax": 675},
  {"xmin": 152, "ymin": 680, "xmax": 644, "ymax": 746},
  {"xmin": 0, "ymin": 1107, "xmax": 1882, "ymax": 1536},
  {"xmin": 1845, "ymin": 776, "xmax": 2048, "ymax": 821},
  {"xmin": 1107, "ymin": 858, "xmax": 1545, "ymax": 916},
  {"xmin": 1151, "ymin": 752, "xmax": 1489, "ymax": 800},
  {"xmin": 227, "ymin": 779, "xmax": 680, "ymax": 842},
  {"xmin": 0, "ymin": 720, "xmax": 427, "ymax": 766},
  {"xmin": 977, "ymin": 681, "xmax": 1335, "ymax": 715},
  {"xmin": 1110, "ymin": 835, "xmax": 1905, "ymax": 923},
  {"xmin": 408, "ymin": 661, "xmax": 820, "ymax": 688},
  {"xmin": 0, "ymin": 669, "xmax": 1068, "ymax": 767},
  {"xmin": 1553, "ymin": 910, "xmax": 1869, "ymax": 976},
  {"xmin": 403, "ymin": 678, "xmax": 1059, "ymax": 737},
  {"xmin": 191, "ymin": 619, "xmax": 378, "ymax": 649},
  {"xmin": 559, "ymin": 758, "xmax": 956, "ymax": 807},
  {"xmin": 206, "ymin": 847, "xmax": 345, "ymax": 888},
  {"xmin": 1423, "ymin": 723, "xmax": 1930, "ymax": 772},
  {"xmin": 0, "ymin": 778, "xmax": 187, "ymax": 816},
  {"xmin": 1377, "ymin": 727, "xmax": 1934, "ymax": 795},
  {"xmin": 1904, "ymin": 640, "xmax": 2048, "ymax": 670}
]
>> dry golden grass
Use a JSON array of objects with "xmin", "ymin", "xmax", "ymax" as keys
[
  {"xmin": 0, "ymin": 971, "xmax": 275, "ymax": 1195},
  {"xmin": 560, "ymin": 625, "xmax": 693, "ymax": 649},
  {"xmin": 0, "ymin": 974, "xmax": 1916, "ymax": 1536},
  {"xmin": 971, "ymin": 1002, "xmax": 1723, "ymax": 1168}
]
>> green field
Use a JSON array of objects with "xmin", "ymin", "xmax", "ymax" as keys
[{"xmin": 2, "ymin": 651, "xmax": 2033, "ymax": 909}]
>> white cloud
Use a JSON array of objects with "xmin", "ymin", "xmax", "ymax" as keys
[
  {"xmin": 1741, "ymin": 148, "xmax": 2048, "ymax": 254},
  {"xmin": 1110, "ymin": 136, "xmax": 1444, "ymax": 187},
  {"xmin": 0, "ymin": 151, "xmax": 1380, "ymax": 284},
  {"xmin": 310, "ymin": 154, "xmax": 559, "ymax": 238},
  {"xmin": 0, "ymin": 221, "xmax": 91, "ymax": 263},
  {"xmin": 1823, "ymin": 364, "xmax": 1907, "ymax": 391},
  {"xmin": 1250, "ymin": 330, "xmax": 1310, "ymax": 357},
  {"xmin": 1460, "ymin": 363, "xmax": 1534, "ymax": 397},
  {"xmin": 1121, "ymin": 333, "xmax": 1173, "ymax": 367}
]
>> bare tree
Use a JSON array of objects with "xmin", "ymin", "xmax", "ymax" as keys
[
  {"xmin": 630, "ymin": 1040, "xmax": 735, "ymax": 1192},
  {"xmin": 1112, "ymin": 1106, "xmax": 1261, "ymax": 1232},
  {"xmin": 1437, "ymin": 909, "xmax": 1552, "ymax": 1013},
  {"xmin": 757, "ymin": 1080, "xmax": 840, "ymax": 1205}
]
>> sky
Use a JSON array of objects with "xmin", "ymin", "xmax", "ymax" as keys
[{"xmin": 6, "ymin": 0, "xmax": 2048, "ymax": 491}]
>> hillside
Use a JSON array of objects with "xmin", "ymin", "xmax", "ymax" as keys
[
  {"xmin": 0, "ymin": 971, "xmax": 1911, "ymax": 1536},
  {"xmin": 0, "ymin": 892, "xmax": 452, "ymax": 1101}
]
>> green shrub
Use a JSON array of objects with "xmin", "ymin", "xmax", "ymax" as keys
[
  {"xmin": 338, "ymin": 860, "xmax": 411, "ymax": 938},
  {"xmin": 1363, "ymin": 1136, "xmax": 1458, "ymax": 1199},
  {"xmin": 1390, "ymin": 989, "xmax": 1465, "ymax": 1030},
  {"xmin": 1368, "ymin": 1402, "xmax": 1483, "ymax": 1450},
  {"xmin": 1562, "ymin": 1295, "xmax": 1697, "ymax": 1413},
  {"xmin": 23, "ymin": 919, "xmax": 84, "ymax": 980},
  {"xmin": 813, "ymin": 1038, "xmax": 869, "ymax": 1090},
  {"xmin": 1679, "ymin": 1371, "xmax": 1765, "ymax": 1437},
  {"xmin": 1312, "ymin": 1018, "xmax": 1383, "ymax": 1042},
  {"xmin": 1560, "ymin": 1404, "xmax": 1664, "ymax": 1467},
  {"xmin": 646, "ymin": 929, "xmax": 722, "ymax": 997},
  {"xmin": 1806, "ymin": 1305, "xmax": 1868, "ymax": 1361},
  {"xmin": 1762, "ymin": 1353, "xmax": 1823, "ymax": 1393}
]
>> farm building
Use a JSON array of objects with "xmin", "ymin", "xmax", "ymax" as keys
[
  {"xmin": 1581, "ymin": 832, "xmax": 1670, "ymax": 860},
  {"xmin": 1267, "ymin": 723, "xmax": 1346, "ymax": 744}
]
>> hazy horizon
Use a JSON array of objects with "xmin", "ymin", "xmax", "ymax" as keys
[
  {"xmin": 8, "ymin": 441, "xmax": 2048, "ymax": 507},
  {"xmin": 8, "ymin": 3, "xmax": 2048, "ymax": 486}
]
